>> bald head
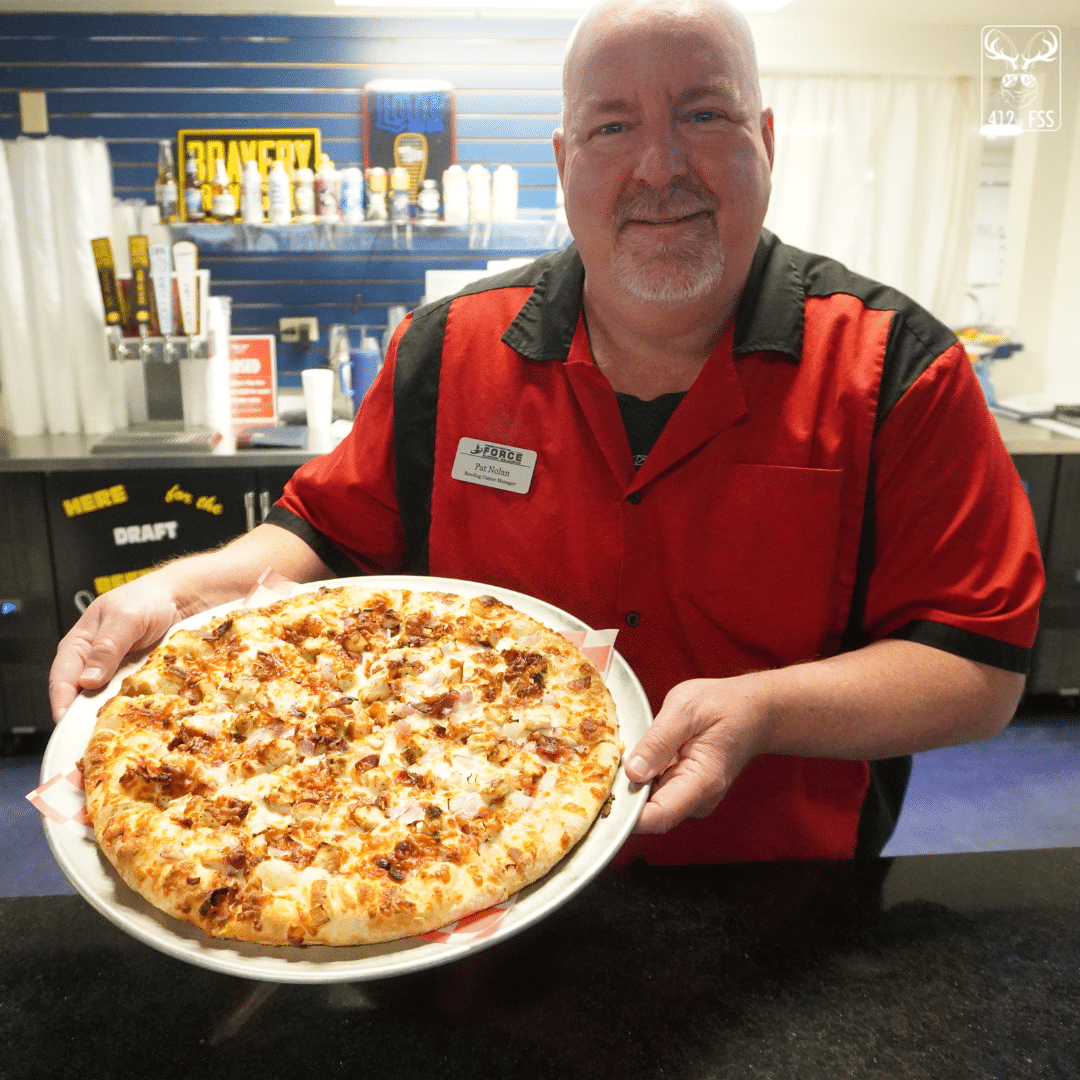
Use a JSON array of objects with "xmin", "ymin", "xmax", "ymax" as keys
[{"xmin": 562, "ymin": 0, "xmax": 762, "ymax": 128}]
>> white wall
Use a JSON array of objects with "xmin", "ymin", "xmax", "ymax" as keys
[{"xmin": 9, "ymin": 0, "xmax": 1079, "ymax": 397}]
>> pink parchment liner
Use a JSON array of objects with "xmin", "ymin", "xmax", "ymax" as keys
[{"xmin": 29, "ymin": 569, "xmax": 620, "ymax": 945}]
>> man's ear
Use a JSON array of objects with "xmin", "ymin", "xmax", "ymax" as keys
[
  {"xmin": 761, "ymin": 109, "xmax": 775, "ymax": 171},
  {"xmin": 553, "ymin": 128, "xmax": 566, "ymax": 182}
]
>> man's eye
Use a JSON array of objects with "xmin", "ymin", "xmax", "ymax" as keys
[
  {"xmin": 598, "ymin": 122, "xmax": 625, "ymax": 135},
  {"xmin": 691, "ymin": 110, "xmax": 720, "ymax": 123}
]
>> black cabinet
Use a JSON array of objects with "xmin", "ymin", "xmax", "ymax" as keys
[
  {"xmin": 0, "ymin": 459, "xmax": 300, "ymax": 731},
  {"xmin": 1027, "ymin": 455, "xmax": 1080, "ymax": 696},
  {"xmin": 0, "ymin": 474, "xmax": 59, "ymax": 732}
]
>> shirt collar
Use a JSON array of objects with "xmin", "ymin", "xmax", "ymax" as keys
[{"xmin": 501, "ymin": 229, "xmax": 804, "ymax": 364}]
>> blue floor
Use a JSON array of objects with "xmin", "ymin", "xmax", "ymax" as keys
[
  {"xmin": 3, "ymin": 702, "xmax": 1079, "ymax": 896},
  {"xmin": 882, "ymin": 710, "xmax": 1080, "ymax": 857}
]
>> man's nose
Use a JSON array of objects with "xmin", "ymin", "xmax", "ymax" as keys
[{"xmin": 633, "ymin": 125, "xmax": 687, "ymax": 187}]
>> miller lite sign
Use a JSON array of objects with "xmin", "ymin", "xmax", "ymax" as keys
[{"xmin": 363, "ymin": 80, "xmax": 456, "ymax": 203}]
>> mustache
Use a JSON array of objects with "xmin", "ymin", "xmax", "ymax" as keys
[{"xmin": 615, "ymin": 178, "xmax": 719, "ymax": 228}]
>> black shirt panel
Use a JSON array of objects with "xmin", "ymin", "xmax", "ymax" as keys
[{"xmin": 615, "ymin": 391, "xmax": 687, "ymax": 468}]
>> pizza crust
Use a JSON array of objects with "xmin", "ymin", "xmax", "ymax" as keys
[{"xmin": 81, "ymin": 587, "xmax": 621, "ymax": 946}]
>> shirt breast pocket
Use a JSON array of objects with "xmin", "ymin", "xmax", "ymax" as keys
[{"xmin": 677, "ymin": 462, "xmax": 846, "ymax": 665}]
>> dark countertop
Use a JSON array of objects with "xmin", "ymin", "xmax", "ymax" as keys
[
  {"xmin": 0, "ymin": 431, "xmax": 315, "ymax": 472},
  {"xmin": 3, "ymin": 848, "xmax": 1078, "ymax": 1080},
  {"xmin": 1, "ymin": 415, "xmax": 1078, "ymax": 472}
]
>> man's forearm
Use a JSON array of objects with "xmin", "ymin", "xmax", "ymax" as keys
[
  {"xmin": 749, "ymin": 637, "xmax": 1024, "ymax": 761},
  {"xmin": 160, "ymin": 522, "xmax": 335, "ymax": 619},
  {"xmin": 626, "ymin": 637, "xmax": 1025, "ymax": 834}
]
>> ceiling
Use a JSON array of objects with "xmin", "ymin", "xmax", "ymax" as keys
[{"xmin": 4, "ymin": 0, "xmax": 1079, "ymax": 25}]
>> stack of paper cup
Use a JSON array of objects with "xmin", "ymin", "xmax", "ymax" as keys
[{"xmin": 301, "ymin": 367, "xmax": 335, "ymax": 452}]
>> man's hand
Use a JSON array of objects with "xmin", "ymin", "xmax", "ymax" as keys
[
  {"xmin": 49, "ymin": 577, "xmax": 180, "ymax": 720},
  {"xmin": 624, "ymin": 639, "xmax": 1025, "ymax": 835},
  {"xmin": 625, "ymin": 678, "xmax": 769, "ymax": 834},
  {"xmin": 47, "ymin": 522, "xmax": 335, "ymax": 722}
]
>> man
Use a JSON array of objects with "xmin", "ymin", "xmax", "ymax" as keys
[{"xmin": 51, "ymin": 0, "xmax": 1042, "ymax": 864}]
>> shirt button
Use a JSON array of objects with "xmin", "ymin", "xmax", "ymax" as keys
[
  {"xmin": 625, "ymin": 612, "xmax": 640, "ymax": 627},
  {"xmin": 627, "ymin": 491, "xmax": 643, "ymax": 504}
]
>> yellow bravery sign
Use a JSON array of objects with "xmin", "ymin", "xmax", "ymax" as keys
[{"xmin": 177, "ymin": 128, "xmax": 321, "ymax": 221}]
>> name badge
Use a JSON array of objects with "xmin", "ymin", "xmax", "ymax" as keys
[{"xmin": 451, "ymin": 438, "xmax": 536, "ymax": 494}]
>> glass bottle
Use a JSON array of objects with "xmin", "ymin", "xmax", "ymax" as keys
[
  {"xmin": 183, "ymin": 146, "xmax": 205, "ymax": 221},
  {"xmin": 210, "ymin": 157, "xmax": 237, "ymax": 221},
  {"xmin": 154, "ymin": 140, "xmax": 179, "ymax": 223}
]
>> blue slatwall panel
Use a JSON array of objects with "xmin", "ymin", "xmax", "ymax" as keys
[{"xmin": 1, "ymin": 13, "xmax": 574, "ymax": 385}]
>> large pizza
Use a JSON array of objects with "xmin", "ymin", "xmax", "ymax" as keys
[{"xmin": 80, "ymin": 585, "xmax": 621, "ymax": 946}]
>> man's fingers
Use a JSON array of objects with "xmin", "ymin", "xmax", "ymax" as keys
[
  {"xmin": 48, "ymin": 592, "xmax": 176, "ymax": 721},
  {"xmin": 633, "ymin": 753, "xmax": 728, "ymax": 834},
  {"xmin": 625, "ymin": 681, "xmax": 716, "ymax": 782}
]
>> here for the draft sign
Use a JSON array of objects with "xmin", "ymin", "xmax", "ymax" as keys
[{"xmin": 452, "ymin": 438, "xmax": 536, "ymax": 494}]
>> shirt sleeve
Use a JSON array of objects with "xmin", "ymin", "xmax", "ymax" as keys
[
  {"xmin": 864, "ymin": 340, "xmax": 1044, "ymax": 673},
  {"xmin": 266, "ymin": 326, "xmax": 408, "ymax": 577}
]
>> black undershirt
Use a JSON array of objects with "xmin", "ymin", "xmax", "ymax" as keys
[{"xmin": 615, "ymin": 391, "xmax": 687, "ymax": 468}]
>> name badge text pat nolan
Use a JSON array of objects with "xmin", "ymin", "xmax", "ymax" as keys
[{"xmin": 451, "ymin": 438, "xmax": 537, "ymax": 494}]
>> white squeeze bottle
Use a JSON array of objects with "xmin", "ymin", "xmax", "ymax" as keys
[
  {"xmin": 268, "ymin": 158, "xmax": 292, "ymax": 225},
  {"xmin": 294, "ymin": 167, "xmax": 315, "ymax": 222},
  {"xmin": 492, "ymin": 164, "xmax": 518, "ymax": 223},
  {"xmin": 240, "ymin": 158, "xmax": 264, "ymax": 224},
  {"xmin": 467, "ymin": 164, "xmax": 492, "ymax": 223},
  {"xmin": 441, "ymin": 164, "xmax": 469, "ymax": 224}
]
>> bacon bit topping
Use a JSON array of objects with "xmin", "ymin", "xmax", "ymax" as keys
[
  {"xmin": 600, "ymin": 794, "xmax": 614, "ymax": 818},
  {"xmin": 567, "ymin": 676, "xmax": 592, "ymax": 691},
  {"xmin": 253, "ymin": 651, "xmax": 288, "ymax": 681},
  {"xmin": 354, "ymin": 754, "xmax": 380, "ymax": 774},
  {"xmin": 166, "ymin": 726, "xmax": 215, "ymax": 754},
  {"xmin": 374, "ymin": 856, "xmax": 405, "ymax": 882},
  {"xmin": 199, "ymin": 886, "xmax": 236, "ymax": 918},
  {"xmin": 225, "ymin": 844, "xmax": 258, "ymax": 871},
  {"xmin": 206, "ymin": 796, "xmax": 251, "ymax": 827},
  {"xmin": 413, "ymin": 690, "xmax": 459, "ymax": 718},
  {"xmin": 324, "ymin": 696, "xmax": 356, "ymax": 711},
  {"xmin": 200, "ymin": 619, "xmax": 233, "ymax": 641},
  {"xmin": 531, "ymin": 733, "xmax": 564, "ymax": 762},
  {"xmin": 120, "ymin": 762, "xmax": 206, "ymax": 802},
  {"xmin": 289, "ymin": 705, "xmax": 306, "ymax": 718}
]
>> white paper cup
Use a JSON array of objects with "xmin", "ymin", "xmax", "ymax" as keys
[{"xmin": 301, "ymin": 368, "xmax": 334, "ymax": 451}]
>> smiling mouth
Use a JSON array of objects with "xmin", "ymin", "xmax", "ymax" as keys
[{"xmin": 624, "ymin": 209, "xmax": 712, "ymax": 227}]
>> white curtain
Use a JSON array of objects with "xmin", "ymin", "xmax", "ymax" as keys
[
  {"xmin": 762, "ymin": 75, "xmax": 981, "ymax": 325},
  {"xmin": 0, "ymin": 136, "xmax": 127, "ymax": 436}
]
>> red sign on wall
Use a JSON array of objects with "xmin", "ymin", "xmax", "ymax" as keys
[{"xmin": 229, "ymin": 335, "xmax": 278, "ymax": 429}]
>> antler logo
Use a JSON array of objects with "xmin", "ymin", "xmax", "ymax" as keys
[{"xmin": 982, "ymin": 26, "xmax": 1062, "ymax": 132}]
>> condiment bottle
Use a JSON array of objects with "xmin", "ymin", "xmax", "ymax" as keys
[
  {"xmin": 365, "ymin": 167, "xmax": 388, "ymax": 222},
  {"xmin": 183, "ymin": 146, "xmax": 205, "ymax": 221},
  {"xmin": 240, "ymin": 158, "xmax": 264, "ymax": 225},
  {"xmin": 467, "ymin": 164, "xmax": 492, "ymax": 223},
  {"xmin": 441, "ymin": 164, "xmax": 469, "ymax": 224},
  {"xmin": 267, "ymin": 158, "xmax": 292, "ymax": 225},
  {"xmin": 210, "ymin": 157, "xmax": 237, "ymax": 221},
  {"xmin": 390, "ymin": 166, "xmax": 410, "ymax": 225},
  {"xmin": 492, "ymin": 164, "xmax": 518, "ymax": 223},
  {"xmin": 154, "ymin": 140, "xmax": 178, "ymax": 223},
  {"xmin": 340, "ymin": 167, "xmax": 364, "ymax": 223},
  {"xmin": 294, "ymin": 167, "xmax": 315, "ymax": 222},
  {"xmin": 416, "ymin": 178, "xmax": 441, "ymax": 223},
  {"xmin": 315, "ymin": 154, "xmax": 340, "ymax": 222}
]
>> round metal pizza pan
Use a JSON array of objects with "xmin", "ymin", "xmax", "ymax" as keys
[{"xmin": 42, "ymin": 575, "xmax": 653, "ymax": 984}]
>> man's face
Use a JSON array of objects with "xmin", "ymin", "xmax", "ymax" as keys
[{"xmin": 555, "ymin": 7, "xmax": 774, "ymax": 308}]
